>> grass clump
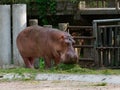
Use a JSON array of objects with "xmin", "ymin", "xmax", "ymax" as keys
[
  {"xmin": 0, "ymin": 67, "xmax": 38, "ymax": 74},
  {"xmin": 0, "ymin": 62, "xmax": 120, "ymax": 75},
  {"xmin": 93, "ymin": 82, "xmax": 107, "ymax": 86}
]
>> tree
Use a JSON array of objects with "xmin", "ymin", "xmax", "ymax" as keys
[{"xmin": 36, "ymin": 0, "xmax": 56, "ymax": 25}]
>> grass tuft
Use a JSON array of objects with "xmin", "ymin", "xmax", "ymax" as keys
[
  {"xmin": 0, "ymin": 63, "xmax": 120, "ymax": 75},
  {"xmin": 93, "ymin": 82, "xmax": 107, "ymax": 86}
]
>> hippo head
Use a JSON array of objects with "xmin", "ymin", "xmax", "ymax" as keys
[{"xmin": 57, "ymin": 32, "xmax": 78, "ymax": 64}]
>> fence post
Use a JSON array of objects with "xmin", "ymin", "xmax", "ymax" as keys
[
  {"xmin": 58, "ymin": 23, "xmax": 69, "ymax": 31},
  {"xmin": 12, "ymin": 4, "xmax": 27, "ymax": 67},
  {"xmin": 93, "ymin": 21, "xmax": 99, "ymax": 67},
  {"xmin": 29, "ymin": 19, "xmax": 38, "ymax": 26},
  {"xmin": 43, "ymin": 25, "xmax": 53, "ymax": 28},
  {"xmin": 29, "ymin": 19, "xmax": 40, "ymax": 69},
  {"xmin": 0, "ymin": 5, "xmax": 11, "ymax": 68}
]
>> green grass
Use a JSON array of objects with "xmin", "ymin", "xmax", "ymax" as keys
[
  {"xmin": 92, "ymin": 82, "xmax": 107, "ymax": 86},
  {"xmin": 0, "ymin": 67, "xmax": 38, "ymax": 74},
  {"xmin": 0, "ymin": 64, "xmax": 120, "ymax": 75}
]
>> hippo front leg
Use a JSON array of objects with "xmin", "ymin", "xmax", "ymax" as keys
[
  {"xmin": 54, "ymin": 57, "xmax": 60, "ymax": 66},
  {"xmin": 44, "ymin": 56, "xmax": 52, "ymax": 69}
]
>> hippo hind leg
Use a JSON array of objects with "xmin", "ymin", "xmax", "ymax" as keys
[{"xmin": 22, "ymin": 57, "xmax": 34, "ymax": 68}]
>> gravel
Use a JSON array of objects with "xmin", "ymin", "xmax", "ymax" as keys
[
  {"xmin": 0, "ymin": 73, "xmax": 120, "ymax": 90},
  {"xmin": 1, "ymin": 73, "xmax": 120, "ymax": 84},
  {"xmin": 35, "ymin": 74, "xmax": 120, "ymax": 84}
]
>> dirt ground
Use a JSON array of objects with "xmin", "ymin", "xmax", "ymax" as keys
[{"xmin": 0, "ymin": 80, "xmax": 120, "ymax": 90}]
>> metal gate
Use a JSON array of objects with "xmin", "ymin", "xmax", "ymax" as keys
[
  {"xmin": 67, "ymin": 18, "xmax": 120, "ymax": 68},
  {"xmin": 93, "ymin": 18, "xmax": 120, "ymax": 68}
]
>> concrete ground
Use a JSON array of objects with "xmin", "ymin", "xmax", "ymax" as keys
[
  {"xmin": 0, "ymin": 80, "xmax": 120, "ymax": 90},
  {"xmin": 0, "ymin": 73, "xmax": 120, "ymax": 90}
]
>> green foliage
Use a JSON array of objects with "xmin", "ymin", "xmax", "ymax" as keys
[
  {"xmin": 36, "ymin": 61, "xmax": 120, "ymax": 74},
  {"xmin": 39, "ymin": 58, "xmax": 45, "ymax": 69},
  {"xmin": 0, "ymin": 0, "xmax": 57, "ymax": 25},
  {"xmin": 0, "ymin": 67, "xmax": 38, "ymax": 74},
  {"xmin": 0, "ymin": 0, "xmax": 29, "ymax": 4},
  {"xmin": 70, "ymin": 0, "xmax": 80, "ymax": 3},
  {"xmin": 57, "ymin": 63, "xmax": 76, "ymax": 70},
  {"xmin": 36, "ymin": 0, "xmax": 57, "ymax": 25}
]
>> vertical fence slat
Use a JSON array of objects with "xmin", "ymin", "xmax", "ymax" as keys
[
  {"xmin": 115, "ymin": 27, "xmax": 119, "ymax": 67},
  {"xmin": 98, "ymin": 27, "xmax": 102, "ymax": 46},
  {"xmin": 93, "ymin": 19, "xmax": 120, "ymax": 68},
  {"xmin": 108, "ymin": 27, "xmax": 113, "ymax": 46},
  {"xmin": 93, "ymin": 22, "xmax": 99, "ymax": 67}
]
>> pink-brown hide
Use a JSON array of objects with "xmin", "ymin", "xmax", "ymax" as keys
[{"xmin": 16, "ymin": 25, "xmax": 78, "ymax": 68}]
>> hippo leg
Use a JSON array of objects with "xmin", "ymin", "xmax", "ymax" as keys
[
  {"xmin": 54, "ymin": 57, "xmax": 60, "ymax": 66},
  {"xmin": 44, "ymin": 56, "xmax": 51, "ymax": 69},
  {"xmin": 28, "ymin": 57, "xmax": 34, "ymax": 67},
  {"xmin": 22, "ymin": 57, "xmax": 34, "ymax": 68}
]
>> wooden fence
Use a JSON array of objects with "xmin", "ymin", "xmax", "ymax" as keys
[
  {"xmin": 66, "ymin": 26, "xmax": 96, "ymax": 67},
  {"xmin": 66, "ymin": 18, "xmax": 120, "ymax": 68},
  {"xmin": 97, "ymin": 25, "xmax": 120, "ymax": 67},
  {"xmin": 93, "ymin": 18, "xmax": 120, "ymax": 68}
]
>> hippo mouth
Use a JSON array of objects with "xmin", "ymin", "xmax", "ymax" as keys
[
  {"xmin": 57, "ymin": 51, "xmax": 78, "ymax": 64},
  {"xmin": 57, "ymin": 51, "xmax": 64, "ymax": 61}
]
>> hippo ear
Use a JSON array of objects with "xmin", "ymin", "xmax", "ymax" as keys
[
  {"xmin": 60, "ymin": 35, "xmax": 65, "ymax": 39},
  {"xmin": 60, "ymin": 35, "xmax": 70, "ymax": 44},
  {"xmin": 59, "ymin": 35, "xmax": 65, "ymax": 42},
  {"xmin": 59, "ymin": 35, "xmax": 75, "ymax": 44}
]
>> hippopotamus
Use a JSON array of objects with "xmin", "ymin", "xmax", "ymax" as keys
[{"xmin": 16, "ymin": 25, "xmax": 78, "ymax": 68}]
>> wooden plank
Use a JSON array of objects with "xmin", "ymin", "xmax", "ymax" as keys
[
  {"xmin": 114, "ymin": 27, "xmax": 118, "ymax": 46},
  {"xmin": 98, "ymin": 27, "xmax": 102, "ymax": 46},
  {"xmin": 80, "ymin": 8, "xmax": 117, "ymax": 10},
  {"xmin": 74, "ymin": 45, "xmax": 94, "ymax": 48},
  {"xmin": 98, "ymin": 49, "xmax": 102, "ymax": 67},
  {"xmin": 79, "ymin": 8, "xmax": 120, "ymax": 15},
  {"xmin": 73, "ymin": 36, "xmax": 95, "ymax": 39},
  {"xmin": 96, "ymin": 47, "xmax": 120, "ymax": 49},
  {"xmin": 110, "ymin": 49, "xmax": 114, "ymax": 66},
  {"xmin": 79, "ymin": 58, "xmax": 94, "ymax": 61},
  {"xmin": 108, "ymin": 27, "xmax": 113, "ymax": 46},
  {"xmin": 114, "ymin": 27, "xmax": 119, "ymax": 67},
  {"xmin": 108, "ymin": 66, "xmax": 120, "ymax": 69},
  {"xmin": 103, "ymin": 27, "xmax": 107, "ymax": 46},
  {"xmin": 103, "ymin": 50, "xmax": 107, "ymax": 66},
  {"xmin": 98, "ymin": 25, "xmax": 120, "ymax": 28},
  {"xmin": 105, "ymin": 49, "xmax": 109, "ymax": 66},
  {"xmin": 67, "ymin": 26, "xmax": 93, "ymax": 29}
]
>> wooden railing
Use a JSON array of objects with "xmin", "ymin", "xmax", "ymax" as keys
[
  {"xmin": 79, "ymin": 0, "xmax": 120, "ymax": 9},
  {"xmin": 0, "ymin": 0, "xmax": 120, "ymax": 16},
  {"xmin": 66, "ymin": 25, "xmax": 95, "ymax": 68},
  {"xmin": 78, "ymin": 0, "xmax": 120, "ymax": 15}
]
